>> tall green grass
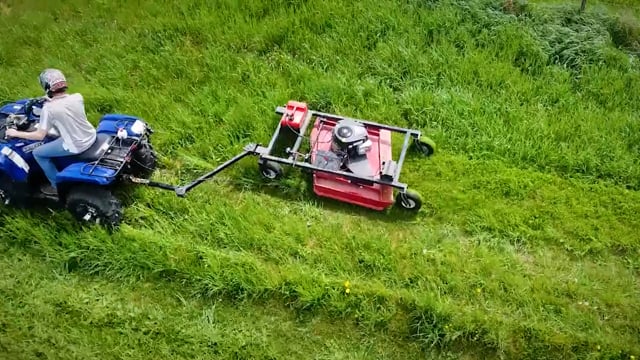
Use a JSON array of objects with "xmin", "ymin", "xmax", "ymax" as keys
[{"xmin": 1, "ymin": 0, "xmax": 639, "ymax": 358}]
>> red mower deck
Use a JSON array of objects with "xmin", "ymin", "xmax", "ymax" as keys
[{"xmin": 310, "ymin": 117, "xmax": 394, "ymax": 210}]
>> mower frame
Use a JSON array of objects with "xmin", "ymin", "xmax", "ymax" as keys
[{"xmin": 259, "ymin": 106, "xmax": 421, "ymax": 192}]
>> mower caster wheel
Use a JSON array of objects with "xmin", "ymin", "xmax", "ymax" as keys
[
  {"xmin": 259, "ymin": 161, "xmax": 283, "ymax": 180},
  {"xmin": 414, "ymin": 137, "xmax": 435, "ymax": 157},
  {"xmin": 396, "ymin": 190, "xmax": 423, "ymax": 212}
]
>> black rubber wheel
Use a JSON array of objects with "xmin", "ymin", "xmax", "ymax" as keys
[
  {"xmin": 414, "ymin": 137, "xmax": 435, "ymax": 157},
  {"xmin": 129, "ymin": 140, "xmax": 157, "ymax": 179},
  {"xmin": 259, "ymin": 161, "xmax": 283, "ymax": 180},
  {"xmin": 0, "ymin": 175, "xmax": 13, "ymax": 207},
  {"xmin": 65, "ymin": 185, "xmax": 123, "ymax": 229},
  {"xmin": 395, "ymin": 190, "xmax": 423, "ymax": 212}
]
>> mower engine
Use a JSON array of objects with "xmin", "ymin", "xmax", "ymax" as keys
[
  {"xmin": 324, "ymin": 119, "xmax": 374, "ymax": 177},
  {"xmin": 330, "ymin": 119, "xmax": 372, "ymax": 157}
]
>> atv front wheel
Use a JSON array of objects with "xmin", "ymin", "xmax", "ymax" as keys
[
  {"xmin": 65, "ymin": 185, "xmax": 123, "ymax": 228},
  {"xmin": 0, "ymin": 175, "xmax": 13, "ymax": 206},
  {"xmin": 129, "ymin": 140, "xmax": 158, "ymax": 179}
]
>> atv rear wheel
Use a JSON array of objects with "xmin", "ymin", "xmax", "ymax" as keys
[
  {"xmin": 65, "ymin": 185, "xmax": 123, "ymax": 229},
  {"xmin": 130, "ymin": 140, "xmax": 157, "ymax": 179}
]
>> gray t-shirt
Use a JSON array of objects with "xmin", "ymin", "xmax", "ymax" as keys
[{"xmin": 39, "ymin": 93, "xmax": 97, "ymax": 153}]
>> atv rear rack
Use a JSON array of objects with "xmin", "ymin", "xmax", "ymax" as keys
[{"xmin": 81, "ymin": 137, "xmax": 140, "ymax": 176}]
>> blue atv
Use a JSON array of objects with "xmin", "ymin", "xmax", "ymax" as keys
[{"xmin": 0, "ymin": 97, "xmax": 157, "ymax": 228}]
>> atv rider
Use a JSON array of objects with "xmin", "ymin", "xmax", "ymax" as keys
[{"xmin": 5, "ymin": 69, "xmax": 97, "ymax": 196}]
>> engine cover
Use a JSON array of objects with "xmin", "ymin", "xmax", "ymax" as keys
[{"xmin": 331, "ymin": 119, "xmax": 372, "ymax": 156}]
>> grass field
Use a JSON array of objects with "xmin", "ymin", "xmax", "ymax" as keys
[{"xmin": 1, "ymin": 0, "xmax": 640, "ymax": 359}]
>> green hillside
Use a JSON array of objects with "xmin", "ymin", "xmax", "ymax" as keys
[{"xmin": 1, "ymin": 0, "xmax": 639, "ymax": 359}]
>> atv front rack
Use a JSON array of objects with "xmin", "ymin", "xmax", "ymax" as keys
[{"xmin": 127, "ymin": 102, "xmax": 433, "ymax": 209}]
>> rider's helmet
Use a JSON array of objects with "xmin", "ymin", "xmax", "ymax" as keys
[{"xmin": 38, "ymin": 68, "xmax": 68, "ymax": 97}]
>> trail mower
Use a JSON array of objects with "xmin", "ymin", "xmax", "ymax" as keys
[
  {"xmin": 1, "ymin": 97, "xmax": 433, "ymax": 228},
  {"xmin": 0, "ymin": 97, "xmax": 157, "ymax": 227},
  {"xmin": 132, "ymin": 100, "xmax": 435, "ymax": 213}
]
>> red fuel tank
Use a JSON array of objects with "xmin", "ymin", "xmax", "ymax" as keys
[{"xmin": 279, "ymin": 100, "xmax": 309, "ymax": 130}]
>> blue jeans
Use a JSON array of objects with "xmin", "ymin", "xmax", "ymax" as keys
[{"xmin": 33, "ymin": 138, "xmax": 74, "ymax": 188}]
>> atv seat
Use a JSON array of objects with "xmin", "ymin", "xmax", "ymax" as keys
[{"xmin": 63, "ymin": 133, "xmax": 113, "ymax": 162}]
